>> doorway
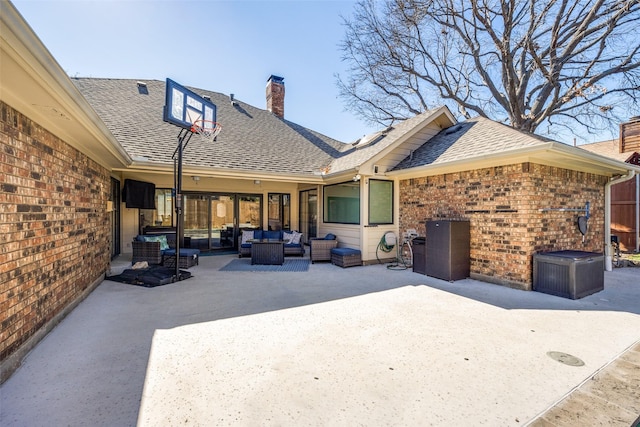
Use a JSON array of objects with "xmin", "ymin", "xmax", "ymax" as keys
[
  {"xmin": 183, "ymin": 193, "xmax": 262, "ymax": 251},
  {"xmin": 110, "ymin": 177, "xmax": 121, "ymax": 259},
  {"xmin": 299, "ymin": 188, "xmax": 318, "ymax": 244}
]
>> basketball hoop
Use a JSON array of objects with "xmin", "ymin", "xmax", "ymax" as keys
[{"xmin": 191, "ymin": 119, "xmax": 222, "ymax": 142}]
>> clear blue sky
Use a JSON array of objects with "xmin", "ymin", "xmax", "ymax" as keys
[{"xmin": 12, "ymin": 0, "xmax": 378, "ymax": 143}]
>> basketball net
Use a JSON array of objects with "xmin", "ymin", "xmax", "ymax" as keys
[{"xmin": 191, "ymin": 119, "xmax": 222, "ymax": 142}]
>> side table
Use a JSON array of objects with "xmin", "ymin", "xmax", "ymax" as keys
[{"xmin": 250, "ymin": 239, "xmax": 285, "ymax": 265}]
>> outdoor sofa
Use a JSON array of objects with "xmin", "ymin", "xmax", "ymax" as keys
[{"xmin": 238, "ymin": 229, "xmax": 305, "ymax": 258}]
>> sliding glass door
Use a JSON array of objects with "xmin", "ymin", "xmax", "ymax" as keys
[
  {"xmin": 183, "ymin": 193, "xmax": 261, "ymax": 251},
  {"xmin": 183, "ymin": 194, "xmax": 214, "ymax": 251}
]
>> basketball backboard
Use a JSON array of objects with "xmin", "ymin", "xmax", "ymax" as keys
[{"xmin": 163, "ymin": 78, "xmax": 217, "ymax": 131}]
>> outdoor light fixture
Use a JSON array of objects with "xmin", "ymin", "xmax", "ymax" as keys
[
  {"xmin": 353, "ymin": 174, "xmax": 361, "ymax": 182},
  {"xmin": 254, "ymin": 180, "xmax": 261, "ymax": 185},
  {"xmin": 192, "ymin": 176, "xmax": 200, "ymax": 183}
]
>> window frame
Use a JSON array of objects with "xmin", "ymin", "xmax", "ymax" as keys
[
  {"xmin": 368, "ymin": 179, "xmax": 394, "ymax": 225},
  {"xmin": 323, "ymin": 181, "xmax": 361, "ymax": 225}
]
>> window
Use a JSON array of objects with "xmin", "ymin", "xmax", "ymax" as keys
[
  {"xmin": 369, "ymin": 179, "xmax": 393, "ymax": 224},
  {"xmin": 323, "ymin": 181, "xmax": 360, "ymax": 224},
  {"xmin": 268, "ymin": 193, "xmax": 290, "ymax": 230}
]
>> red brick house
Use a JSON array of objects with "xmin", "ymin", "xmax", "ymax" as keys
[{"xmin": 1, "ymin": 1, "xmax": 638, "ymax": 383}]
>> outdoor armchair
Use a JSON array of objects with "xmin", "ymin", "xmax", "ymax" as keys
[{"xmin": 309, "ymin": 234, "xmax": 338, "ymax": 263}]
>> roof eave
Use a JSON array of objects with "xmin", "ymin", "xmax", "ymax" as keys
[
  {"xmin": 387, "ymin": 142, "xmax": 640, "ymax": 179},
  {"xmin": 117, "ymin": 162, "xmax": 326, "ymax": 184},
  {"xmin": 0, "ymin": 3, "xmax": 132, "ymax": 169}
]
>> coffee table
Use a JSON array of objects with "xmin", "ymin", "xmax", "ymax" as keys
[{"xmin": 249, "ymin": 239, "xmax": 285, "ymax": 265}]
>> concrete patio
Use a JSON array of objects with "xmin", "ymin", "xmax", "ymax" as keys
[{"xmin": 1, "ymin": 253, "xmax": 639, "ymax": 426}]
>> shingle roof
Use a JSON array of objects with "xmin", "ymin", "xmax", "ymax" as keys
[
  {"xmin": 392, "ymin": 116, "xmax": 554, "ymax": 171},
  {"xmin": 577, "ymin": 140, "xmax": 632, "ymax": 163},
  {"xmin": 72, "ymin": 78, "xmax": 350, "ymax": 176}
]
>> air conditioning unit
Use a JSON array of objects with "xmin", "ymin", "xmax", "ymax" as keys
[{"xmin": 533, "ymin": 251, "xmax": 604, "ymax": 299}]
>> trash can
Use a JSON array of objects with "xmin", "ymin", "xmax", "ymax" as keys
[
  {"xmin": 412, "ymin": 237, "xmax": 426, "ymax": 275},
  {"xmin": 533, "ymin": 250, "xmax": 604, "ymax": 299}
]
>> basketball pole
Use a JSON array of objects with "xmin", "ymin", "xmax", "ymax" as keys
[{"xmin": 172, "ymin": 128, "xmax": 193, "ymax": 281}]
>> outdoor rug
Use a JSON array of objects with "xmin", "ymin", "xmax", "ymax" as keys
[
  {"xmin": 220, "ymin": 258, "xmax": 310, "ymax": 272},
  {"xmin": 106, "ymin": 266, "xmax": 192, "ymax": 288}
]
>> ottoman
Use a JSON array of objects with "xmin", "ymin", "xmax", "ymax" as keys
[
  {"xmin": 331, "ymin": 247, "xmax": 362, "ymax": 268},
  {"xmin": 163, "ymin": 248, "xmax": 200, "ymax": 269}
]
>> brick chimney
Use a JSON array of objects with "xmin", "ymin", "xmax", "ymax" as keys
[{"xmin": 266, "ymin": 75, "xmax": 285, "ymax": 118}]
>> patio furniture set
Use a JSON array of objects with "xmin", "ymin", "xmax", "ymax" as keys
[{"xmin": 132, "ymin": 230, "xmax": 362, "ymax": 268}]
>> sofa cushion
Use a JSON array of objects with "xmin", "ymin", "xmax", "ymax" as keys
[
  {"xmin": 263, "ymin": 230, "xmax": 281, "ymax": 240},
  {"xmin": 253, "ymin": 230, "xmax": 263, "ymax": 239},
  {"xmin": 325, "ymin": 233, "xmax": 337, "ymax": 240},
  {"xmin": 331, "ymin": 247, "xmax": 361, "ymax": 256},
  {"xmin": 164, "ymin": 248, "xmax": 200, "ymax": 257}
]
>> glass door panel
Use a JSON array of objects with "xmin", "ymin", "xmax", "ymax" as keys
[
  {"xmin": 183, "ymin": 194, "xmax": 210, "ymax": 251},
  {"xmin": 238, "ymin": 195, "xmax": 262, "ymax": 232},
  {"xmin": 212, "ymin": 194, "xmax": 235, "ymax": 249},
  {"xmin": 299, "ymin": 189, "xmax": 317, "ymax": 243}
]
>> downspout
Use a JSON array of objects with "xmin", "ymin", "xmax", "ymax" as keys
[{"xmin": 605, "ymin": 170, "xmax": 636, "ymax": 270}]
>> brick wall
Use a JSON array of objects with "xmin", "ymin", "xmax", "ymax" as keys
[
  {"xmin": 0, "ymin": 102, "xmax": 111, "ymax": 373},
  {"xmin": 400, "ymin": 163, "xmax": 607, "ymax": 290}
]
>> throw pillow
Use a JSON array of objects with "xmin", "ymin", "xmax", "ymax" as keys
[
  {"xmin": 241, "ymin": 230, "xmax": 254, "ymax": 244},
  {"xmin": 283, "ymin": 231, "xmax": 293, "ymax": 243},
  {"xmin": 156, "ymin": 235, "xmax": 170, "ymax": 250},
  {"xmin": 291, "ymin": 231, "xmax": 302, "ymax": 244},
  {"xmin": 143, "ymin": 235, "xmax": 170, "ymax": 250},
  {"xmin": 325, "ymin": 233, "xmax": 336, "ymax": 240}
]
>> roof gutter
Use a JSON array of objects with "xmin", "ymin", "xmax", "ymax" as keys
[{"xmin": 604, "ymin": 170, "xmax": 636, "ymax": 271}]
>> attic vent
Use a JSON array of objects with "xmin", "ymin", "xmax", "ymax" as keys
[
  {"xmin": 136, "ymin": 81, "xmax": 148, "ymax": 95},
  {"xmin": 444, "ymin": 124, "xmax": 462, "ymax": 135}
]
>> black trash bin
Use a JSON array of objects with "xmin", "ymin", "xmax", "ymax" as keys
[{"xmin": 412, "ymin": 237, "xmax": 426, "ymax": 275}]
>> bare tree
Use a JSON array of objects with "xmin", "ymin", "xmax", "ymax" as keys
[{"xmin": 338, "ymin": 0, "xmax": 640, "ymax": 138}]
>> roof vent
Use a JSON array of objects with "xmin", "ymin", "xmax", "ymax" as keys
[
  {"xmin": 203, "ymin": 95, "xmax": 211, "ymax": 101},
  {"xmin": 136, "ymin": 81, "xmax": 148, "ymax": 95},
  {"xmin": 352, "ymin": 130, "xmax": 388, "ymax": 148},
  {"xmin": 230, "ymin": 93, "xmax": 237, "ymax": 106}
]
